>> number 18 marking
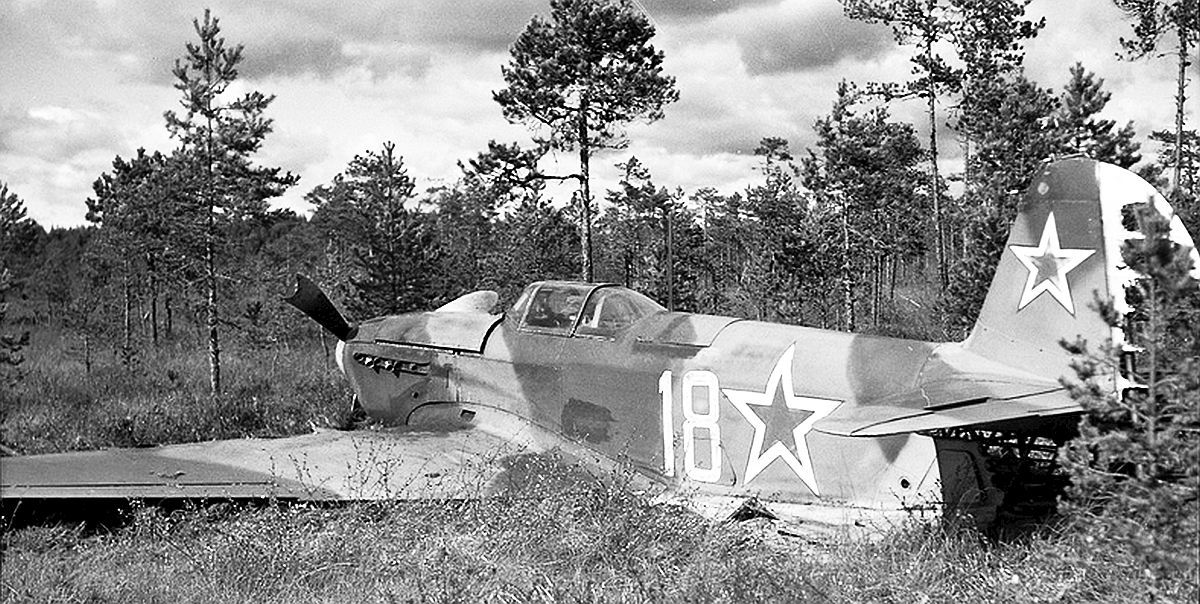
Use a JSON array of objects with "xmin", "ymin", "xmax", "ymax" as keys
[{"xmin": 659, "ymin": 369, "xmax": 722, "ymax": 482}]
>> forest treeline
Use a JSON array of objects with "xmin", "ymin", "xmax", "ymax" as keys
[{"xmin": 3, "ymin": 1, "xmax": 1193, "ymax": 387}]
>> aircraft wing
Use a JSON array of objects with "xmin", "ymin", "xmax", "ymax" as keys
[{"xmin": 1, "ymin": 427, "xmax": 563, "ymax": 502}]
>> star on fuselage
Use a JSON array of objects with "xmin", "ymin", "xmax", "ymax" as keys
[
  {"xmin": 1009, "ymin": 211, "xmax": 1095, "ymax": 314},
  {"xmin": 722, "ymin": 345, "xmax": 840, "ymax": 495}
]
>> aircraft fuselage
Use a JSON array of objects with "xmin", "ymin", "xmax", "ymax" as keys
[{"xmin": 339, "ymin": 282, "xmax": 997, "ymax": 519}]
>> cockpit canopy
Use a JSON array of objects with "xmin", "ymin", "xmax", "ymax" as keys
[{"xmin": 507, "ymin": 281, "xmax": 665, "ymax": 337}]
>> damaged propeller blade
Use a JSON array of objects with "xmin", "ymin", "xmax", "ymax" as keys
[{"xmin": 283, "ymin": 274, "xmax": 357, "ymax": 341}]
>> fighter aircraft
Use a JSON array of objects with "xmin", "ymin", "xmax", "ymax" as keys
[{"xmin": 3, "ymin": 158, "xmax": 1197, "ymax": 529}]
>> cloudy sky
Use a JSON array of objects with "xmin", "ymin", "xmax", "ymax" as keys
[{"xmin": 1, "ymin": 0, "xmax": 1190, "ymax": 229}]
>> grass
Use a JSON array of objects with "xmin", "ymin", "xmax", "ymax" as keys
[
  {"xmin": 3, "ymin": 487, "xmax": 1192, "ymax": 603},
  {"xmin": 2, "ymin": 326, "xmax": 1197, "ymax": 602},
  {"xmin": 0, "ymin": 326, "xmax": 355, "ymax": 455}
]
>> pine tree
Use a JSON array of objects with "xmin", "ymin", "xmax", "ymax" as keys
[
  {"xmin": 1057, "ymin": 63, "xmax": 1142, "ymax": 168},
  {"xmin": 800, "ymin": 84, "xmax": 926, "ymax": 332},
  {"xmin": 494, "ymin": 0, "xmax": 678, "ymax": 281},
  {"xmin": 308, "ymin": 142, "xmax": 434, "ymax": 317},
  {"xmin": 0, "ymin": 268, "xmax": 29, "ymax": 385},
  {"xmin": 0, "ymin": 185, "xmax": 37, "ymax": 383},
  {"xmin": 948, "ymin": 0, "xmax": 1044, "ymax": 187},
  {"xmin": 430, "ymin": 181, "xmax": 497, "ymax": 301},
  {"xmin": 597, "ymin": 157, "xmax": 698, "ymax": 310},
  {"xmin": 492, "ymin": 197, "xmax": 580, "ymax": 302},
  {"xmin": 26, "ymin": 228, "xmax": 112, "ymax": 373},
  {"xmin": 427, "ymin": 141, "xmax": 548, "ymax": 299},
  {"xmin": 841, "ymin": 0, "xmax": 962, "ymax": 288},
  {"xmin": 1060, "ymin": 205, "xmax": 1199, "ymax": 593},
  {"xmin": 691, "ymin": 187, "xmax": 750, "ymax": 316},
  {"xmin": 164, "ymin": 10, "xmax": 298, "ymax": 392},
  {"xmin": 844, "ymin": 0, "xmax": 1044, "ymax": 288},
  {"xmin": 86, "ymin": 149, "xmax": 185, "ymax": 355},
  {"xmin": 225, "ymin": 210, "xmax": 324, "ymax": 350},
  {"xmin": 741, "ymin": 137, "xmax": 825, "ymax": 325},
  {"xmin": 0, "ymin": 182, "xmax": 45, "ymax": 288}
]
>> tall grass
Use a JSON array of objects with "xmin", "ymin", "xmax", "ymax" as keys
[
  {"xmin": 3, "ymin": 480, "xmax": 1192, "ymax": 603},
  {"xmin": 0, "ymin": 326, "xmax": 354, "ymax": 455}
]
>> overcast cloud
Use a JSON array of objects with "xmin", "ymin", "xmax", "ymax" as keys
[{"xmin": 0, "ymin": 0, "xmax": 1191, "ymax": 228}]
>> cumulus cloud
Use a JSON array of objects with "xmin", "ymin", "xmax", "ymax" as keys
[
  {"xmin": 0, "ymin": 106, "xmax": 124, "ymax": 163},
  {"xmin": 5, "ymin": 1, "xmax": 887, "ymax": 85},
  {"xmin": 692, "ymin": 0, "xmax": 895, "ymax": 74},
  {"xmin": 1, "ymin": 150, "xmax": 117, "ymax": 228},
  {"xmin": 3, "ymin": 1, "xmax": 542, "ymax": 85},
  {"xmin": 1, "ymin": 0, "xmax": 1182, "ymax": 228},
  {"xmin": 236, "ymin": 38, "xmax": 346, "ymax": 80},
  {"xmin": 736, "ymin": 9, "xmax": 894, "ymax": 73},
  {"xmin": 625, "ymin": 40, "xmax": 806, "ymax": 156},
  {"xmin": 633, "ymin": 4, "xmax": 913, "ymax": 160},
  {"xmin": 642, "ymin": 0, "xmax": 778, "ymax": 21}
]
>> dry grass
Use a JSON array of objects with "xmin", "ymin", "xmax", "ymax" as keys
[
  {"xmin": 0, "ymin": 327, "xmax": 355, "ymax": 455},
  {"xmin": 3, "ymin": 487, "xmax": 1193, "ymax": 603}
]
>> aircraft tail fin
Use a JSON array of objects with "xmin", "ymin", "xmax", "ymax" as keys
[{"xmin": 963, "ymin": 158, "xmax": 1199, "ymax": 385}]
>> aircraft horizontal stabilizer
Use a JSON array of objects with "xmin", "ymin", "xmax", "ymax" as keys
[{"xmin": 814, "ymin": 388, "xmax": 1080, "ymax": 437}]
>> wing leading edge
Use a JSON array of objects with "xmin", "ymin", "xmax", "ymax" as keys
[{"xmin": 1, "ymin": 428, "xmax": 548, "ymax": 502}]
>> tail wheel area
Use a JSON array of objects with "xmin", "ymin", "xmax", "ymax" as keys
[{"xmin": 931, "ymin": 428, "xmax": 1072, "ymax": 533}]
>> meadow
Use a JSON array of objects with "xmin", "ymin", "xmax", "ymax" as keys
[
  {"xmin": 0, "ymin": 327, "xmax": 356, "ymax": 456},
  {"xmin": 1, "ymin": 328, "xmax": 1196, "ymax": 603}
]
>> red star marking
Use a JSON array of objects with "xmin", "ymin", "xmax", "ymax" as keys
[
  {"xmin": 723, "ymin": 345, "xmax": 840, "ymax": 495},
  {"xmin": 1009, "ymin": 211, "xmax": 1095, "ymax": 314}
]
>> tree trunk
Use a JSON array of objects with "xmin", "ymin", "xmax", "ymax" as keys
[
  {"xmin": 928, "ymin": 90, "xmax": 946, "ymax": 290},
  {"xmin": 578, "ymin": 98, "xmax": 594, "ymax": 282},
  {"xmin": 889, "ymin": 255, "xmax": 898, "ymax": 301},
  {"xmin": 165, "ymin": 293, "xmax": 174, "ymax": 339},
  {"xmin": 841, "ymin": 193, "xmax": 854, "ymax": 332},
  {"xmin": 1145, "ymin": 280, "xmax": 1159, "ymax": 468},
  {"xmin": 1173, "ymin": 27, "xmax": 1189, "ymax": 190},
  {"xmin": 872, "ymin": 252, "xmax": 881, "ymax": 328},
  {"xmin": 320, "ymin": 331, "xmax": 330, "ymax": 373},
  {"xmin": 148, "ymin": 254, "xmax": 159, "ymax": 345},
  {"xmin": 122, "ymin": 265, "xmax": 132, "ymax": 368},
  {"xmin": 207, "ymin": 214, "xmax": 221, "ymax": 394},
  {"xmin": 963, "ymin": 136, "xmax": 973, "ymax": 194},
  {"xmin": 664, "ymin": 204, "xmax": 675, "ymax": 311},
  {"xmin": 205, "ymin": 108, "xmax": 221, "ymax": 395}
]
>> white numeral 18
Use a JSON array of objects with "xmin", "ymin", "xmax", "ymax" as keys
[{"xmin": 659, "ymin": 369, "xmax": 722, "ymax": 482}]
